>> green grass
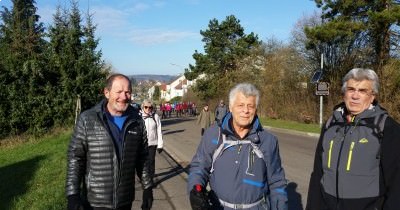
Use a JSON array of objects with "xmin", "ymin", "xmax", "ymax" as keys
[
  {"xmin": 260, "ymin": 117, "xmax": 321, "ymax": 134},
  {"xmin": 0, "ymin": 131, "xmax": 71, "ymax": 210}
]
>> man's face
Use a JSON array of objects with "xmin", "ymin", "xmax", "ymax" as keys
[
  {"xmin": 104, "ymin": 76, "xmax": 131, "ymax": 116},
  {"xmin": 230, "ymin": 92, "xmax": 257, "ymax": 129},
  {"xmin": 343, "ymin": 79, "xmax": 375, "ymax": 115}
]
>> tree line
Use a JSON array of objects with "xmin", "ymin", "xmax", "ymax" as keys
[
  {"xmin": 0, "ymin": 0, "xmax": 108, "ymax": 139},
  {"xmin": 184, "ymin": 0, "xmax": 400, "ymax": 123},
  {"xmin": 1, "ymin": 0, "xmax": 400, "ymax": 140}
]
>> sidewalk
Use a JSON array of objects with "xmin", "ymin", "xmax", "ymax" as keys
[{"xmin": 132, "ymin": 151, "xmax": 191, "ymax": 210}]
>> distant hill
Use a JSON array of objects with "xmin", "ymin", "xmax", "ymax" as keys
[{"xmin": 129, "ymin": 74, "xmax": 180, "ymax": 83}]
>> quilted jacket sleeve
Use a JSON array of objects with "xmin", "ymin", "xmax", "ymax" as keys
[{"xmin": 65, "ymin": 113, "xmax": 88, "ymax": 196}]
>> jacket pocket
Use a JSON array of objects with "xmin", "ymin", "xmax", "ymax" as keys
[
  {"xmin": 346, "ymin": 141, "xmax": 355, "ymax": 171},
  {"xmin": 322, "ymin": 139, "xmax": 335, "ymax": 171},
  {"xmin": 346, "ymin": 139, "xmax": 379, "ymax": 175}
]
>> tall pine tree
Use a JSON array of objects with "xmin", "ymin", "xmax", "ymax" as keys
[{"xmin": 0, "ymin": 0, "xmax": 48, "ymax": 135}]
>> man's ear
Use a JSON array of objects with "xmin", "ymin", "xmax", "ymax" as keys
[
  {"xmin": 370, "ymin": 95, "xmax": 376, "ymax": 104},
  {"xmin": 104, "ymin": 88, "xmax": 110, "ymax": 99}
]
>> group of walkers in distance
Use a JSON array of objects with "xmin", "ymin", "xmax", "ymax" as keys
[
  {"xmin": 66, "ymin": 68, "xmax": 400, "ymax": 210},
  {"xmin": 159, "ymin": 101, "xmax": 197, "ymax": 118}
]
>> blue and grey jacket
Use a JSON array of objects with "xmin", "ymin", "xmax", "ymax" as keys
[
  {"xmin": 188, "ymin": 113, "xmax": 288, "ymax": 210},
  {"xmin": 307, "ymin": 102, "xmax": 400, "ymax": 210}
]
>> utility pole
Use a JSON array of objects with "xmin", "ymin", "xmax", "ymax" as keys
[{"xmin": 319, "ymin": 54, "xmax": 323, "ymax": 127}]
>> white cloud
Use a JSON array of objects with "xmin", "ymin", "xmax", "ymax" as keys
[
  {"xmin": 127, "ymin": 28, "xmax": 198, "ymax": 45},
  {"xmin": 153, "ymin": 1, "xmax": 167, "ymax": 7},
  {"xmin": 91, "ymin": 6, "xmax": 130, "ymax": 33}
]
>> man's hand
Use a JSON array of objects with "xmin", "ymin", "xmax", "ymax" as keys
[
  {"xmin": 67, "ymin": 194, "xmax": 83, "ymax": 210},
  {"xmin": 157, "ymin": 148, "xmax": 163, "ymax": 154},
  {"xmin": 189, "ymin": 184, "xmax": 211, "ymax": 210},
  {"xmin": 141, "ymin": 188, "xmax": 153, "ymax": 210}
]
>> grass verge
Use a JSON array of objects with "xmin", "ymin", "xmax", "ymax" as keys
[
  {"xmin": 260, "ymin": 117, "xmax": 321, "ymax": 134},
  {"xmin": 0, "ymin": 130, "xmax": 71, "ymax": 210}
]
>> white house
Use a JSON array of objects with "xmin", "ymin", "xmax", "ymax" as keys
[
  {"xmin": 148, "ymin": 74, "xmax": 205, "ymax": 101},
  {"xmin": 147, "ymin": 81, "xmax": 162, "ymax": 100}
]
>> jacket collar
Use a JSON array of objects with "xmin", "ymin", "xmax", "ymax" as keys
[
  {"xmin": 332, "ymin": 101, "xmax": 387, "ymax": 123},
  {"xmin": 95, "ymin": 99, "xmax": 141, "ymax": 121}
]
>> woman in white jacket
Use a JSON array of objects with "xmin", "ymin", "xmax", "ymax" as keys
[{"xmin": 140, "ymin": 99, "xmax": 163, "ymax": 182}]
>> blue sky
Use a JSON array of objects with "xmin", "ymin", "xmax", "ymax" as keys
[{"xmin": 0, "ymin": 0, "xmax": 318, "ymax": 75}]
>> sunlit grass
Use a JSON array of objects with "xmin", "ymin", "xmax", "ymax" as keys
[
  {"xmin": 260, "ymin": 117, "xmax": 321, "ymax": 134},
  {"xmin": 0, "ymin": 131, "xmax": 71, "ymax": 210}
]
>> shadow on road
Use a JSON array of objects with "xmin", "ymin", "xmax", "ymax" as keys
[
  {"xmin": 287, "ymin": 182, "xmax": 304, "ymax": 210},
  {"xmin": 0, "ymin": 155, "xmax": 45, "ymax": 210},
  {"xmin": 163, "ymin": 129, "xmax": 185, "ymax": 135},
  {"xmin": 153, "ymin": 165, "xmax": 189, "ymax": 187},
  {"xmin": 160, "ymin": 117, "xmax": 196, "ymax": 126}
]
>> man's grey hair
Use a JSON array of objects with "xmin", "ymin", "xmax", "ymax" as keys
[
  {"xmin": 229, "ymin": 83, "xmax": 260, "ymax": 107},
  {"xmin": 341, "ymin": 68, "xmax": 379, "ymax": 95}
]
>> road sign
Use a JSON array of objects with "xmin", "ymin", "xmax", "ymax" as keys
[{"xmin": 316, "ymin": 82, "xmax": 329, "ymax": 95}]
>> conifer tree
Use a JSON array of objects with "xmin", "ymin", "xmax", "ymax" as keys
[{"xmin": 0, "ymin": 0, "xmax": 48, "ymax": 135}]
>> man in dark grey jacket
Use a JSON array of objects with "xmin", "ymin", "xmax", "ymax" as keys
[
  {"xmin": 215, "ymin": 99, "xmax": 228, "ymax": 125},
  {"xmin": 307, "ymin": 68, "xmax": 400, "ymax": 210},
  {"xmin": 66, "ymin": 74, "xmax": 153, "ymax": 210}
]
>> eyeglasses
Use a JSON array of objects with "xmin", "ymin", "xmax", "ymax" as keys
[
  {"xmin": 345, "ymin": 87, "xmax": 373, "ymax": 96},
  {"xmin": 144, "ymin": 106, "xmax": 153, "ymax": 109}
]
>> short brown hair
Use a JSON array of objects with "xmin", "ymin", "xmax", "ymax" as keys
[{"xmin": 105, "ymin": 73, "xmax": 132, "ymax": 90}]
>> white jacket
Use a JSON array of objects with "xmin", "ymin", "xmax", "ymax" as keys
[{"xmin": 141, "ymin": 111, "xmax": 163, "ymax": 148}]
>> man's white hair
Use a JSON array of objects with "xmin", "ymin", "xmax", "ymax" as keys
[{"xmin": 229, "ymin": 83, "xmax": 260, "ymax": 108}]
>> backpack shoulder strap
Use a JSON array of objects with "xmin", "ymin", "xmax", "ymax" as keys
[
  {"xmin": 210, "ymin": 129, "xmax": 266, "ymax": 173},
  {"xmin": 325, "ymin": 115, "xmax": 334, "ymax": 130},
  {"xmin": 373, "ymin": 113, "xmax": 388, "ymax": 139},
  {"xmin": 210, "ymin": 128, "xmax": 224, "ymax": 173},
  {"xmin": 373, "ymin": 113, "xmax": 388, "ymax": 159}
]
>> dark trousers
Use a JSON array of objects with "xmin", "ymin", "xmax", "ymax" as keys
[
  {"xmin": 148, "ymin": 145, "xmax": 157, "ymax": 178},
  {"xmin": 201, "ymin": 128, "xmax": 205, "ymax": 136}
]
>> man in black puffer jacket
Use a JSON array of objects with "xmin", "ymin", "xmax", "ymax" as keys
[{"xmin": 66, "ymin": 74, "xmax": 153, "ymax": 210}]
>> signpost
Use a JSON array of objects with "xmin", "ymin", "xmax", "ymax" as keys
[
  {"xmin": 310, "ymin": 54, "xmax": 328, "ymax": 127},
  {"xmin": 316, "ymin": 82, "xmax": 329, "ymax": 96}
]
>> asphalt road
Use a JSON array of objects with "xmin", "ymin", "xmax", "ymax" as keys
[
  {"xmin": 158, "ymin": 117, "xmax": 318, "ymax": 210},
  {"xmin": 266, "ymin": 127, "xmax": 319, "ymax": 210},
  {"xmin": 139, "ymin": 116, "xmax": 320, "ymax": 210}
]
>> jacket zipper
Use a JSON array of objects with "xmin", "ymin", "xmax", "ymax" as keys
[
  {"xmin": 335, "ymin": 135, "xmax": 345, "ymax": 200},
  {"xmin": 335, "ymin": 120, "xmax": 357, "ymax": 205},
  {"xmin": 114, "ymin": 119, "xmax": 134, "ymax": 208},
  {"xmin": 328, "ymin": 140, "xmax": 334, "ymax": 169},
  {"xmin": 346, "ymin": 141, "xmax": 355, "ymax": 171}
]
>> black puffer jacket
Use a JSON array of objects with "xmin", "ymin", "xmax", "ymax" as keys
[{"xmin": 66, "ymin": 100, "xmax": 152, "ymax": 209}]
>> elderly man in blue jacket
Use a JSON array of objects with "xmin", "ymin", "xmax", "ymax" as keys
[{"xmin": 188, "ymin": 83, "xmax": 288, "ymax": 210}]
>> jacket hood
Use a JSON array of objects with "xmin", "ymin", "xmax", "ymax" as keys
[{"xmin": 332, "ymin": 102, "xmax": 388, "ymax": 123}]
